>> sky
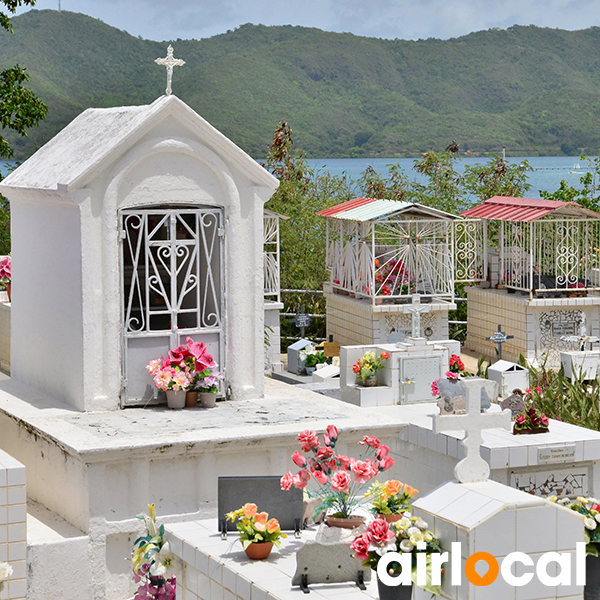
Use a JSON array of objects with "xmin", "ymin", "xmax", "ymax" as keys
[{"xmin": 14, "ymin": 0, "xmax": 600, "ymax": 42}]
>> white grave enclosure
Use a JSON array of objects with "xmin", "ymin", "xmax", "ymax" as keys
[
  {"xmin": 318, "ymin": 199, "xmax": 461, "ymax": 344},
  {"xmin": 463, "ymin": 196, "xmax": 600, "ymax": 367},
  {"xmin": 0, "ymin": 94, "xmax": 279, "ymax": 410}
]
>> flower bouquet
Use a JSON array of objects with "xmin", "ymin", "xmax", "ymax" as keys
[
  {"xmin": 0, "ymin": 561, "xmax": 12, "ymax": 593},
  {"xmin": 147, "ymin": 337, "xmax": 216, "ymax": 409},
  {"xmin": 513, "ymin": 407, "xmax": 549, "ymax": 435},
  {"xmin": 351, "ymin": 516, "xmax": 442, "ymax": 596},
  {"xmin": 281, "ymin": 425, "xmax": 394, "ymax": 527},
  {"xmin": 226, "ymin": 503, "xmax": 287, "ymax": 559},
  {"xmin": 0, "ymin": 256, "xmax": 10, "ymax": 301},
  {"xmin": 366, "ymin": 480, "xmax": 418, "ymax": 522},
  {"xmin": 353, "ymin": 350, "xmax": 389, "ymax": 387},
  {"xmin": 548, "ymin": 496, "xmax": 600, "ymax": 555},
  {"xmin": 132, "ymin": 504, "xmax": 176, "ymax": 600}
]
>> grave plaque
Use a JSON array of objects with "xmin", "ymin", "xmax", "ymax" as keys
[
  {"xmin": 437, "ymin": 377, "xmax": 491, "ymax": 413},
  {"xmin": 552, "ymin": 321, "xmax": 577, "ymax": 337},
  {"xmin": 537, "ymin": 445, "xmax": 576, "ymax": 464},
  {"xmin": 218, "ymin": 476, "xmax": 303, "ymax": 532},
  {"xmin": 501, "ymin": 393, "xmax": 526, "ymax": 418},
  {"xmin": 438, "ymin": 394, "xmax": 466, "ymax": 415},
  {"xmin": 291, "ymin": 541, "xmax": 370, "ymax": 590}
]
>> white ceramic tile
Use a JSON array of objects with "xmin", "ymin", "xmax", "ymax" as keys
[
  {"xmin": 6, "ymin": 468, "xmax": 25, "ymax": 487},
  {"xmin": 236, "ymin": 574, "xmax": 251, "ymax": 600},
  {"xmin": 490, "ymin": 447, "xmax": 509, "ymax": 469},
  {"xmin": 461, "ymin": 499, "xmax": 504, "ymax": 529},
  {"xmin": 515, "ymin": 506, "xmax": 557, "ymax": 555},
  {"xmin": 473, "ymin": 509, "xmax": 516, "ymax": 556},
  {"xmin": 251, "ymin": 584, "xmax": 269, "ymax": 600},
  {"xmin": 195, "ymin": 549, "xmax": 209, "ymax": 574},
  {"xmin": 584, "ymin": 439, "xmax": 600, "ymax": 461},
  {"xmin": 208, "ymin": 557, "xmax": 224, "ymax": 584},
  {"xmin": 509, "ymin": 446, "xmax": 528, "ymax": 468},
  {"xmin": 556, "ymin": 507, "xmax": 584, "ymax": 551},
  {"xmin": 437, "ymin": 491, "xmax": 497, "ymax": 526},
  {"xmin": 210, "ymin": 579, "xmax": 225, "ymax": 600},
  {"xmin": 413, "ymin": 482, "xmax": 470, "ymax": 515}
]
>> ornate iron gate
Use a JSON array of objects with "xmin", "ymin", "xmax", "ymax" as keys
[
  {"xmin": 453, "ymin": 219, "xmax": 486, "ymax": 283},
  {"xmin": 119, "ymin": 207, "xmax": 224, "ymax": 406}
]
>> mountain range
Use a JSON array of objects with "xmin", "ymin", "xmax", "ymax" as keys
[{"xmin": 3, "ymin": 10, "xmax": 600, "ymax": 159}]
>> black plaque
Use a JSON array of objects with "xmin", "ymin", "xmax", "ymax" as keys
[{"xmin": 218, "ymin": 476, "xmax": 303, "ymax": 532}]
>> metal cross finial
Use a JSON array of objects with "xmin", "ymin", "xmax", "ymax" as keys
[
  {"xmin": 405, "ymin": 294, "xmax": 431, "ymax": 338},
  {"xmin": 433, "ymin": 379, "xmax": 511, "ymax": 483},
  {"xmin": 155, "ymin": 45, "xmax": 185, "ymax": 96},
  {"xmin": 485, "ymin": 324, "xmax": 514, "ymax": 360}
]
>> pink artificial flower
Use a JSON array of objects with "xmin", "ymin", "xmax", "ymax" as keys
[
  {"xmin": 351, "ymin": 460, "xmax": 377, "ymax": 483},
  {"xmin": 281, "ymin": 472, "xmax": 294, "ymax": 491},
  {"xmin": 316, "ymin": 446, "xmax": 334, "ymax": 460},
  {"xmin": 337, "ymin": 454, "xmax": 351, "ymax": 469},
  {"xmin": 358, "ymin": 435, "xmax": 381, "ymax": 448},
  {"xmin": 350, "ymin": 533, "xmax": 372, "ymax": 561},
  {"xmin": 326, "ymin": 424, "xmax": 339, "ymax": 442},
  {"xmin": 367, "ymin": 518, "xmax": 395, "ymax": 544},
  {"xmin": 292, "ymin": 451, "xmax": 307, "ymax": 468},
  {"xmin": 378, "ymin": 456, "xmax": 395, "ymax": 471},
  {"xmin": 186, "ymin": 337, "xmax": 216, "ymax": 371},
  {"xmin": 292, "ymin": 469, "xmax": 311, "ymax": 489},
  {"xmin": 376, "ymin": 444, "xmax": 390, "ymax": 460},
  {"xmin": 515, "ymin": 413, "xmax": 526, "ymax": 425},
  {"xmin": 331, "ymin": 471, "xmax": 351, "ymax": 493},
  {"xmin": 541, "ymin": 415, "xmax": 549, "ymax": 427},
  {"xmin": 313, "ymin": 470, "xmax": 328, "ymax": 485},
  {"xmin": 431, "ymin": 378, "xmax": 440, "ymax": 397},
  {"xmin": 168, "ymin": 345, "xmax": 190, "ymax": 365},
  {"xmin": 446, "ymin": 371, "xmax": 460, "ymax": 380},
  {"xmin": 297, "ymin": 430, "xmax": 320, "ymax": 452},
  {"xmin": 0, "ymin": 257, "xmax": 10, "ymax": 281}
]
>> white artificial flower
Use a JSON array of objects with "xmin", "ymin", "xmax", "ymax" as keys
[
  {"xmin": 585, "ymin": 518, "xmax": 597, "ymax": 531},
  {"xmin": 397, "ymin": 517, "xmax": 411, "ymax": 531},
  {"xmin": 407, "ymin": 526, "xmax": 420, "ymax": 536},
  {"xmin": 375, "ymin": 540, "xmax": 397, "ymax": 556},
  {"xmin": 0, "ymin": 562, "xmax": 12, "ymax": 582},
  {"xmin": 415, "ymin": 519, "xmax": 428, "ymax": 530},
  {"xmin": 595, "ymin": 514, "xmax": 600, "ymax": 524},
  {"xmin": 578, "ymin": 497, "xmax": 590, "ymax": 504},
  {"xmin": 149, "ymin": 542, "xmax": 174, "ymax": 577},
  {"xmin": 410, "ymin": 531, "xmax": 425, "ymax": 545},
  {"xmin": 399, "ymin": 539, "xmax": 414, "ymax": 553}
]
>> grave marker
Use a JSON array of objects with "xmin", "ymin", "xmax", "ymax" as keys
[
  {"xmin": 155, "ymin": 45, "xmax": 185, "ymax": 95},
  {"xmin": 485, "ymin": 324, "xmax": 514, "ymax": 360},
  {"xmin": 294, "ymin": 308, "xmax": 312, "ymax": 339},
  {"xmin": 405, "ymin": 294, "xmax": 430, "ymax": 338}
]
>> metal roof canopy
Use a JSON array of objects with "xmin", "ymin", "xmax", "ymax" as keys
[
  {"xmin": 460, "ymin": 196, "xmax": 600, "ymax": 222},
  {"xmin": 317, "ymin": 198, "xmax": 461, "ymax": 222}
]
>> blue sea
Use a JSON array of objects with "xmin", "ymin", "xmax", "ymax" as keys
[{"xmin": 305, "ymin": 156, "xmax": 595, "ymax": 199}]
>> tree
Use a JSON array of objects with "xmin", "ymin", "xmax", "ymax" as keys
[{"xmin": 0, "ymin": 0, "xmax": 48, "ymax": 254}]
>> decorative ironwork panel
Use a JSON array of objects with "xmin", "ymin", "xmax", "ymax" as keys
[
  {"xmin": 263, "ymin": 214, "xmax": 280, "ymax": 301},
  {"xmin": 120, "ymin": 207, "xmax": 224, "ymax": 405},
  {"xmin": 453, "ymin": 219, "xmax": 485, "ymax": 282}
]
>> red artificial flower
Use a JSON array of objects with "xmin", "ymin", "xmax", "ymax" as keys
[
  {"xmin": 351, "ymin": 460, "xmax": 378, "ymax": 483},
  {"xmin": 313, "ymin": 470, "xmax": 328, "ymax": 485},
  {"xmin": 350, "ymin": 534, "xmax": 371, "ymax": 561},
  {"xmin": 331, "ymin": 471, "xmax": 351, "ymax": 493},
  {"xmin": 376, "ymin": 444, "xmax": 390, "ymax": 460},
  {"xmin": 292, "ymin": 469, "xmax": 311, "ymax": 489},
  {"xmin": 515, "ymin": 414, "xmax": 526, "ymax": 425},
  {"xmin": 367, "ymin": 519, "xmax": 395, "ymax": 544},
  {"xmin": 317, "ymin": 446, "xmax": 334, "ymax": 460},
  {"xmin": 352, "ymin": 363, "xmax": 361, "ymax": 374},
  {"xmin": 359, "ymin": 435, "xmax": 381, "ymax": 448},
  {"xmin": 326, "ymin": 424, "xmax": 339, "ymax": 441},
  {"xmin": 336, "ymin": 454, "xmax": 351, "ymax": 469},
  {"xmin": 381, "ymin": 351, "xmax": 389, "ymax": 360},
  {"xmin": 292, "ymin": 451, "xmax": 307, "ymax": 468},
  {"xmin": 280, "ymin": 472, "xmax": 294, "ymax": 491},
  {"xmin": 378, "ymin": 456, "xmax": 394, "ymax": 471},
  {"xmin": 297, "ymin": 430, "xmax": 320, "ymax": 452}
]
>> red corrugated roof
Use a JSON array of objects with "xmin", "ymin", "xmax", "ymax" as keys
[
  {"xmin": 316, "ymin": 197, "xmax": 376, "ymax": 217},
  {"xmin": 460, "ymin": 196, "xmax": 600, "ymax": 222}
]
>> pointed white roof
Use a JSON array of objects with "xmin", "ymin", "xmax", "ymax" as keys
[{"xmin": 1, "ymin": 95, "xmax": 278, "ymax": 193}]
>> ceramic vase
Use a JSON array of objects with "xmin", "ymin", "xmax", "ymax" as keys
[
  {"xmin": 166, "ymin": 389, "xmax": 186, "ymax": 410},
  {"xmin": 185, "ymin": 391, "xmax": 198, "ymax": 407},
  {"xmin": 244, "ymin": 542, "xmax": 273, "ymax": 560},
  {"xmin": 377, "ymin": 576, "xmax": 412, "ymax": 600},
  {"xmin": 359, "ymin": 374, "xmax": 377, "ymax": 387},
  {"xmin": 200, "ymin": 393, "xmax": 217, "ymax": 408},
  {"xmin": 585, "ymin": 554, "xmax": 600, "ymax": 600},
  {"xmin": 324, "ymin": 515, "xmax": 366, "ymax": 529}
]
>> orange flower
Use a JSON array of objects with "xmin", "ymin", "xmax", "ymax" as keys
[
  {"xmin": 255, "ymin": 521, "xmax": 266, "ymax": 532},
  {"xmin": 381, "ymin": 351, "xmax": 389, "ymax": 360},
  {"xmin": 243, "ymin": 503, "xmax": 257, "ymax": 517},
  {"xmin": 386, "ymin": 480, "xmax": 402, "ymax": 496},
  {"xmin": 266, "ymin": 518, "xmax": 280, "ymax": 533},
  {"xmin": 255, "ymin": 512, "xmax": 268, "ymax": 524},
  {"xmin": 403, "ymin": 485, "xmax": 418, "ymax": 498}
]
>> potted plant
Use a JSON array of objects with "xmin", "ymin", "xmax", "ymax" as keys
[
  {"xmin": 0, "ymin": 256, "xmax": 10, "ymax": 301},
  {"xmin": 513, "ymin": 407, "xmax": 550, "ymax": 435},
  {"xmin": 226, "ymin": 503, "xmax": 287, "ymax": 560},
  {"xmin": 131, "ymin": 504, "xmax": 176, "ymax": 600},
  {"xmin": 195, "ymin": 368, "xmax": 223, "ymax": 408},
  {"xmin": 281, "ymin": 425, "xmax": 394, "ymax": 529},
  {"xmin": 147, "ymin": 338, "xmax": 216, "ymax": 409},
  {"xmin": 351, "ymin": 515, "xmax": 442, "ymax": 599},
  {"xmin": 0, "ymin": 561, "xmax": 12, "ymax": 593},
  {"xmin": 353, "ymin": 351, "xmax": 389, "ymax": 387},
  {"xmin": 366, "ymin": 480, "xmax": 418, "ymax": 523},
  {"xmin": 548, "ymin": 495, "xmax": 600, "ymax": 599}
]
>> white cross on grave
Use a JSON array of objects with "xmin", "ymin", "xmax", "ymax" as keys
[
  {"xmin": 155, "ymin": 45, "xmax": 186, "ymax": 96},
  {"xmin": 405, "ymin": 294, "xmax": 430, "ymax": 338},
  {"xmin": 432, "ymin": 378, "xmax": 512, "ymax": 483}
]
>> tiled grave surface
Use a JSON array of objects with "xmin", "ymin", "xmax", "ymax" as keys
[{"xmin": 0, "ymin": 450, "xmax": 26, "ymax": 600}]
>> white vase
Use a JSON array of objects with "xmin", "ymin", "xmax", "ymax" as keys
[
  {"xmin": 200, "ymin": 393, "xmax": 217, "ymax": 408},
  {"xmin": 166, "ymin": 390, "xmax": 186, "ymax": 409}
]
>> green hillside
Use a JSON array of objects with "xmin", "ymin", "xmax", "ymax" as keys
[{"xmin": 3, "ymin": 10, "xmax": 600, "ymax": 158}]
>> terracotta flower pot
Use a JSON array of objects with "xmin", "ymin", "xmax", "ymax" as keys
[
  {"xmin": 325, "ymin": 515, "xmax": 366, "ymax": 529},
  {"xmin": 185, "ymin": 391, "xmax": 198, "ymax": 407},
  {"xmin": 377, "ymin": 513, "xmax": 404, "ymax": 523},
  {"xmin": 244, "ymin": 542, "xmax": 273, "ymax": 560},
  {"xmin": 200, "ymin": 393, "xmax": 217, "ymax": 408},
  {"xmin": 165, "ymin": 390, "xmax": 186, "ymax": 409}
]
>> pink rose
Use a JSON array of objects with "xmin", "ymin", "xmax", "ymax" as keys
[
  {"xmin": 317, "ymin": 446, "xmax": 334, "ymax": 460},
  {"xmin": 431, "ymin": 379, "xmax": 440, "ymax": 397},
  {"xmin": 292, "ymin": 451, "xmax": 307, "ymax": 468},
  {"xmin": 297, "ymin": 430, "xmax": 320, "ymax": 452},
  {"xmin": 337, "ymin": 454, "xmax": 351, "ymax": 469},
  {"xmin": 351, "ymin": 460, "xmax": 377, "ymax": 483},
  {"xmin": 350, "ymin": 534, "xmax": 372, "ymax": 561},
  {"xmin": 331, "ymin": 471, "xmax": 351, "ymax": 493},
  {"xmin": 292, "ymin": 469, "xmax": 311, "ymax": 489},
  {"xmin": 367, "ymin": 519, "xmax": 395, "ymax": 544},
  {"xmin": 313, "ymin": 470, "xmax": 328, "ymax": 485},
  {"xmin": 281, "ymin": 472, "xmax": 294, "ymax": 491},
  {"xmin": 359, "ymin": 436, "xmax": 381, "ymax": 448},
  {"xmin": 376, "ymin": 444, "xmax": 390, "ymax": 460},
  {"xmin": 379, "ymin": 456, "xmax": 395, "ymax": 471},
  {"xmin": 515, "ymin": 413, "xmax": 526, "ymax": 425},
  {"xmin": 326, "ymin": 425, "xmax": 339, "ymax": 442},
  {"xmin": 541, "ymin": 415, "xmax": 549, "ymax": 426},
  {"xmin": 446, "ymin": 371, "xmax": 460, "ymax": 380}
]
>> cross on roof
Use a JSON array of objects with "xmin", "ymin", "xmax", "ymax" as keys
[
  {"xmin": 155, "ymin": 45, "xmax": 186, "ymax": 96},
  {"xmin": 485, "ymin": 324, "xmax": 514, "ymax": 360},
  {"xmin": 405, "ymin": 294, "xmax": 430, "ymax": 338},
  {"xmin": 432, "ymin": 378, "xmax": 511, "ymax": 483}
]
